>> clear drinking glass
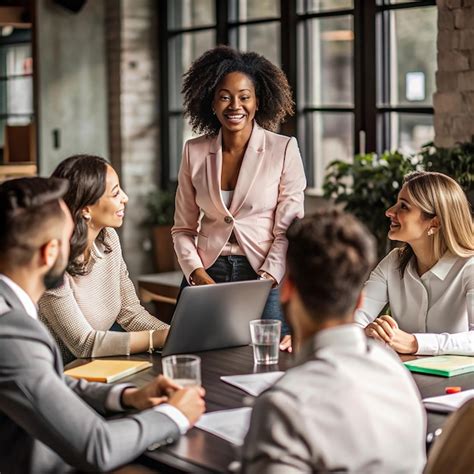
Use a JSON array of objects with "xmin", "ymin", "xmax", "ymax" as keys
[
  {"xmin": 249, "ymin": 319, "xmax": 281, "ymax": 365},
  {"xmin": 162, "ymin": 354, "xmax": 201, "ymax": 387}
]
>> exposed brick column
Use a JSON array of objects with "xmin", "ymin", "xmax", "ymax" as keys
[
  {"xmin": 434, "ymin": 0, "xmax": 474, "ymax": 147},
  {"xmin": 116, "ymin": 0, "xmax": 160, "ymax": 279}
]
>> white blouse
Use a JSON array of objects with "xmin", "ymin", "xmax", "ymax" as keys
[
  {"xmin": 220, "ymin": 189, "xmax": 234, "ymax": 209},
  {"xmin": 355, "ymin": 249, "xmax": 474, "ymax": 356}
]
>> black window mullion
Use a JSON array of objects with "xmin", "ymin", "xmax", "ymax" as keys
[
  {"xmin": 228, "ymin": 17, "xmax": 282, "ymax": 27},
  {"xmin": 376, "ymin": 0, "xmax": 436, "ymax": 12},
  {"xmin": 378, "ymin": 106, "xmax": 434, "ymax": 113},
  {"xmin": 216, "ymin": 0, "xmax": 229, "ymax": 44},
  {"xmin": 298, "ymin": 9, "xmax": 354, "ymax": 20},
  {"xmin": 354, "ymin": 0, "xmax": 376, "ymax": 156},
  {"xmin": 280, "ymin": 0, "xmax": 297, "ymax": 138},
  {"xmin": 168, "ymin": 24, "xmax": 217, "ymax": 36}
]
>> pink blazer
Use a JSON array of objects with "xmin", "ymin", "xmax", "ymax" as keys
[{"xmin": 172, "ymin": 123, "xmax": 306, "ymax": 284}]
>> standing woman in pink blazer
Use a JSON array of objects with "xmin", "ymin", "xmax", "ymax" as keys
[{"xmin": 172, "ymin": 46, "xmax": 306, "ymax": 348}]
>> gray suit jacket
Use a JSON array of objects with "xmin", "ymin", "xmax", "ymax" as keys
[{"xmin": 0, "ymin": 280, "xmax": 180, "ymax": 473}]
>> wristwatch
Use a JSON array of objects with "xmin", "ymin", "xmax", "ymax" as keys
[{"xmin": 259, "ymin": 271, "xmax": 272, "ymax": 281}]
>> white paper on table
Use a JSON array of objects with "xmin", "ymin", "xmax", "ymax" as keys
[
  {"xmin": 220, "ymin": 371, "xmax": 284, "ymax": 396},
  {"xmin": 195, "ymin": 407, "xmax": 253, "ymax": 446},
  {"xmin": 423, "ymin": 389, "xmax": 474, "ymax": 413}
]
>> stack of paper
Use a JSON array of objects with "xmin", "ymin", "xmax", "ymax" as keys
[
  {"xmin": 220, "ymin": 371, "xmax": 284, "ymax": 396},
  {"xmin": 195, "ymin": 407, "xmax": 252, "ymax": 445},
  {"xmin": 423, "ymin": 389, "xmax": 474, "ymax": 413}
]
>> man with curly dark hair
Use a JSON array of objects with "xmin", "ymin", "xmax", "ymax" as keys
[{"xmin": 172, "ymin": 46, "xmax": 306, "ymax": 346}]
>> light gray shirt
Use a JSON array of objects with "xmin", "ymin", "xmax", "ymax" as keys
[
  {"xmin": 355, "ymin": 249, "xmax": 474, "ymax": 355},
  {"xmin": 242, "ymin": 325, "xmax": 426, "ymax": 473}
]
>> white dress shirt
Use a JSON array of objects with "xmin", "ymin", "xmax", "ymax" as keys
[
  {"xmin": 0, "ymin": 274, "xmax": 189, "ymax": 432},
  {"xmin": 355, "ymin": 249, "xmax": 474, "ymax": 355},
  {"xmin": 0, "ymin": 274, "xmax": 38, "ymax": 320}
]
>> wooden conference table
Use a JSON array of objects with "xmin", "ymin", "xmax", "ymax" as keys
[{"xmin": 80, "ymin": 345, "xmax": 474, "ymax": 473}]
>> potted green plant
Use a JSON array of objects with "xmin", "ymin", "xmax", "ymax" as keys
[
  {"xmin": 144, "ymin": 187, "xmax": 177, "ymax": 272},
  {"xmin": 323, "ymin": 151, "xmax": 416, "ymax": 257},
  {"xmin": 418, "ymin": 141, "xmax": 474, "ymax": 206}
]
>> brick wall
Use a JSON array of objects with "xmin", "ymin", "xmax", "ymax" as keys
[
  {"xmin": 106, "ymin": 0, "xmax": 160, "ymax": 279},
  {"xmin": 434, "ymin": 0, "xmax": 474, "ymax": 147}
]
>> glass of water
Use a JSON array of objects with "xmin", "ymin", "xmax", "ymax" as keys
[
  {"xmin": 249, "ymin": 319, "xmax": 281, "ymax": 365},
  {"xmin": 161, "ymin": 354, "xmax": 201, "ymax": 387}
]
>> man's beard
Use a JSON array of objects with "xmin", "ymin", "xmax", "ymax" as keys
[{"xmin": 43, "ymin": 255, "xmax": 67, "ymax": 290}]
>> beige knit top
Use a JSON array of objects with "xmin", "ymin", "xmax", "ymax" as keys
[{"xmin": 39, "ymin": 228, "xmax": 168, "ymax": 364}]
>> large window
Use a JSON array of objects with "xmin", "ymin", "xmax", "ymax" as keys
[
  {"xmin": 0, "ymin": 28, "xmax": 33, "ymax": 158},
  {"xmin": 158, "ymin": 0, "xmax": 437, "ymax": 190},
  {"xmin": 161, "ymin": 0, "xmax": 217, "ymax": 181},
  {"xmin": 229, "ymin": 0, "xmax": 281, "ymax": 66},
  {"xmin": 377, "ymin": 1, "xmax": 436, "ymax": 158},
  {"xmin": 298, "ymin": 1, "xmax": 355, "ymax": 191}
]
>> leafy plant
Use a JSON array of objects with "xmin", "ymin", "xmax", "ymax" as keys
[
  {"xmin": 418, "ymin": 141, "xmax": 474, "ymax": 196},
  {"xmin": 144, "ymin": 187, "xmax": 176, "ymax": 227},
  {"xmin": 323, "ymin": 151, "xmax": 416, "ymax": 256},
  {"xmin": 323, "ymin": 140, "xmax": 474, "ymax": 257}
]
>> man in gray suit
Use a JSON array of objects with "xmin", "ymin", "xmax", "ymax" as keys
[
  {"xmin": 242, "ymin": 210, "xmax": 426, "ymax": 473},
  {"xmin": 0, "ymin": 177, "xmax": 205, "ymax": 473}
]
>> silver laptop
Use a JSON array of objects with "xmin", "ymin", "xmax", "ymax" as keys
[{"xmin": 161, "ymin": 279, "xmax": 273, "ymax": 356}]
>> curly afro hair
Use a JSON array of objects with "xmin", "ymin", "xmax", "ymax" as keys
[{"xmin": 182, "ymin": 45, "xmax": 294, "ymax": 136}]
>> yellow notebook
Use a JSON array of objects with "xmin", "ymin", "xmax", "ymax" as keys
[{"xmin": 65, "ymin": 360, "xmax": 152, "ymax": 383}]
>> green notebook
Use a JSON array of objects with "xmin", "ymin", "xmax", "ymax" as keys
[{"xmin": 404, "ymin": 355, "xmax": 474, "ymax": 377}]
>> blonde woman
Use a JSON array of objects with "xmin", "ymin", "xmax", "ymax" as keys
[{"xmin": 355, "ymin": 171, "xmax": 474, "ymax": 355}]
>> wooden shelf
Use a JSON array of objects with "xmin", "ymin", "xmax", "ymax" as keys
[{"xmin": 0, "ymin": 162, "xmax": 37, "ymax": 181}]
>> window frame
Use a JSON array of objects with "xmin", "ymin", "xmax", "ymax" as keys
[
  {"xmin": 0, "ymin": 29, "xmax": 34, "ymax": 153},
  {"xmin": 158, "ymin": 0, "xmax": 436, "ymax": 189}
]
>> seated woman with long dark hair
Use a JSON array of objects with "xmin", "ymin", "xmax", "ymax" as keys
[
  {"xmin": 39, "ymin": 155, "xmax": 168, "ymax": 363},
  {"xmin": 355, "ymin": 171, "xmax": 474, "ymax": 355}
]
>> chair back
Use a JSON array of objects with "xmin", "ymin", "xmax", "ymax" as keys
[{"xmin": 424, "ymin": 398, "xmax": 474, "ymax": 474}]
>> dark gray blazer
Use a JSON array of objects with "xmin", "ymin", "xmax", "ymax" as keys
[{"xmin": 0, "ymin": 280, "xmax": 180, "ymax": 473}]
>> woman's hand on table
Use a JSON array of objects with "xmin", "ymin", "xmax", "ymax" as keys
[
  {"xmin": 190, "ymin": 268, "xmax": 215, "ymax": 286},
  {"xmin": 365, "ymin": 315, "xmax": 418, "ymax": 354},
  {"xmin": 259, "ymin": 271, "xmax": 278, "ymax": 288},
  {"xmin": 279, "ymin": 335, "xmax": 292, "ymax": 353}
]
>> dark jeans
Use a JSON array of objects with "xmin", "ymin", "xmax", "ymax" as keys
[{"xmin": 179, "ymin": 256, "xmax": 290, "ymax": 336}]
